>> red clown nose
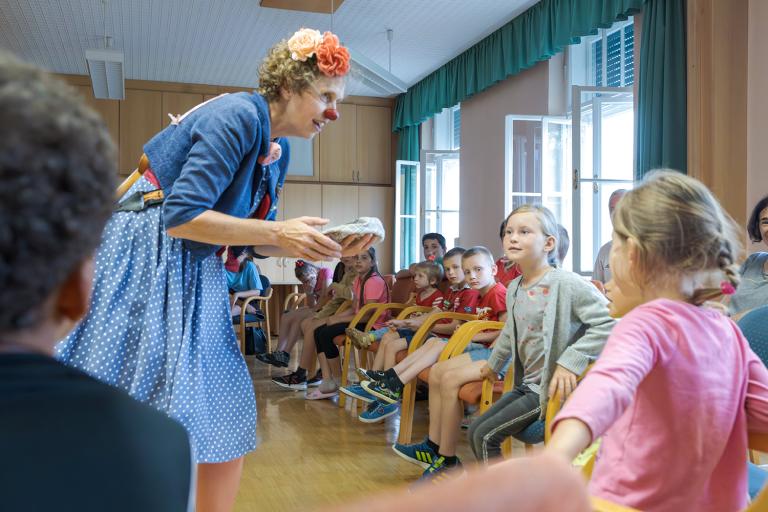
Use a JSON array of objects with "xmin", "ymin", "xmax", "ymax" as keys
[{"xmin": 323, "ymin": 108, "xmax": 339, "ymax": 121}]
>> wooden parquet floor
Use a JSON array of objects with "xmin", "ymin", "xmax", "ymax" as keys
[{"xmin": 234, "ymin": 353, "xmax": 480, "ymax": 512}]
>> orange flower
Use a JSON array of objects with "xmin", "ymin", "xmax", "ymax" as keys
[{"xmin": 316, "ymin": 31, "xmax": 350, "ymax": 77}]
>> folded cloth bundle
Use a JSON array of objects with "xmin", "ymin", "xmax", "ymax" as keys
[{"xmin": 323, "ymin": 217, "xmax": 385, "ymax": 244}]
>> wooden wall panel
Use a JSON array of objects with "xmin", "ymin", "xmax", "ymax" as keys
[
  {"xmin": 161, "ymin": 92, "xmax": 204, "ymax": 127},
  {"xmin": 73, "ymin": 85, "xmax": 120, "ymax": 169},
  {"xmin": 119, "ymin": 89, "xmax": 162, "ymax": 174},
  {"xmin": 687, "ymin": 0, "xmax": 749, "ymax": 227}
]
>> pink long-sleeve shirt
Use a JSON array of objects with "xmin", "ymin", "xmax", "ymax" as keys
[{"xmin": 554, "ymin": 298, "xmax": 768, "ymax": 512}]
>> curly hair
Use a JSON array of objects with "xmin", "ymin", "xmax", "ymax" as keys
[
  {"xmin": 257, "ymin": 40, "xmax": 323, "ymax": 103},
  {"xmin": 0, "ymin": 52, "xmax": 116, "ymax": 332}
]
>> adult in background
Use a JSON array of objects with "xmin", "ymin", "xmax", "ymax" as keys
[
  {"xmin": 592, "ymin": 189, "xmax": 627, "ymax": 283},
  {"xmin": 729, "ymin": 195, "xmax": 768, "ymax": 320},
  {"xmin": 56, "ymin": 28, "xmax": 373, "ymax": 512}
]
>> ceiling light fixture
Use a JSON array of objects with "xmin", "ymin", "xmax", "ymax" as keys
[
  {"xmin": 329, "ymin": 0, "xmax": 407, "ymax": 96},
  {"xmin": 85, "ymin": 0, "xmax": 124, "ymax": 100}
]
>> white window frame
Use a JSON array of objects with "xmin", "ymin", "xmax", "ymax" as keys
[
  {"xmin": 420, "ymin": 149, "xmax": 460, "ymax": 249},
  {"xmin": 394, "ymin": 159, "xmax": 421, "ymax": 271},
  {"xmin": 504, "ymin": 115, "xmax": 573, "ymax": 270},
  {"xmin": 571, "ymin": 85, "xmax": 634, "ymax": 274}
]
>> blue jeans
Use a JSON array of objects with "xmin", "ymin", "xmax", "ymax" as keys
[{"xmin": 749, "ymin": 462, "xmax": 768, "ymax": 499}]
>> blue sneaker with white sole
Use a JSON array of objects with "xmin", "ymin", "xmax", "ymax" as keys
[
  {"xmin": 339, "ymin": 383, "xmax": 376, "ymax": 403},
  {"xmin": 358, "ymin": 400, "xmax": 399, "ymax": 423},
  {"xmin": 391, "ymin": 437, "xmax": 437, "ymax": 469}
]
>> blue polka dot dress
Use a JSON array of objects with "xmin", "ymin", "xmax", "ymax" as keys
[{"xmin": 56, "ymin": 175, "xmax": 256, "ymax": 463}]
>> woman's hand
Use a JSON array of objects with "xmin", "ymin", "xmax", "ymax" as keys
[
  {"xmin": 339, "ymin": 233, "xmax": 377, "ymax": 257},
  {"xmin": 276, "ymin": 217, "xmax": 342, "ymax": 261},
  {"xmin": 548, "ymin": 365, "xmax": 578, "ymax": 404}
]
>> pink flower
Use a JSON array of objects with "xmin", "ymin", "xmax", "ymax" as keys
[
  {"xmin": 720, "ymin": 281, "xmax": 736, "ymax": 295},
  {"xmin": 287, "ymin": 28, "xmax": 323, "ymax": 62},
  {"xmin": 316, "ymin": 31, "xmax": 350, "ymax": 77}
]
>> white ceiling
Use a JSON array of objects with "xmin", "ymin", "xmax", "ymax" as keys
[{"xmin": 0, "ymin": 0, "xmax": 539, "ymax": 97}]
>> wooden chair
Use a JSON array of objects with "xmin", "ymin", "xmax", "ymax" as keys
[
  {"xmin": 590, "ymin": 432, "xmax": 768, "ymax": 512},
  {"xmin": 395, "ymin": 313, "xmax": 480, "ymax": 444},
  {"xmin": 283, "ymin": 291, "xmax": 307, "ymax": 312},
  {"xmin": 233, "ymin": 284, "xmax": 273, "ymax": 354}
]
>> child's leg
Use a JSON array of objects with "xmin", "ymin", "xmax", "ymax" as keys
[
  {"xmin": 435, "ymin": 357, "xmax": 486, "ymax": 457},
  {"xmin": 277, "ymin": 307, "xmax": 313, "ymax": 352},
  {"xmin": 382, "ymin": 338, "xmax": 408, "ymax": 369},
  {"xmin": 313, "ymin": 322, "xmax": 350, "ymax": 391},
  {"xmin": 395, "ymin": 337, "xmax": 447, "ymax": 384},
  {"xmin": 426, "ymin": 354, "xmax": 473, "ymax": 447},
  {"xmin": 298, "ymin": 317, "xmax": 326, "ymax": 372},
  {"xmin": 467, "ymin": 386, "xmax": 540, "ymax": 463},
  {"xmin": 371, "ymin": 330, "xmax": 399, "ymax": 370}
]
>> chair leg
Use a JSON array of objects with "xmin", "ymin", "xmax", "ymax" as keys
[
  {"xmin": 397, "ymin": 380, "xmax": 418, "ymax": 444},
  {"xmin": 264, "ymin": 309, "xmax": 271, "ymax": 354},
  {"xmin": 501, "ymin": 438, "xmax": 512, "ymax": 458},
  {"xmin": 339, "ymin": 337, "xmax": 352, "ymax": 408}
]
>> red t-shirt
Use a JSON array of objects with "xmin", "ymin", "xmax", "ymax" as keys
[
  {"xmin": 475, "ymin": 282, "xmax": 508, "ymax": 322},
  {"xmin": 495, "ymin": 257, "xmax": 522, "ymax": 287},
  {"xmin": 415, "ymin": 289, "xmax": 444, "ymax": 309},
  {"xmin": 433, "ymin": 285, "xmax": 481, "ymax": 326}
]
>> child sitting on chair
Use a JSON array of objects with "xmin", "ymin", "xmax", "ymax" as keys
[
  {"xmin": 258, "ymin": 259, "xmax": 332, "ymax": 367},
  {"xmin": 354, "ymin": 248, "xmax": 503, "ymax": 423},
  {"xmin": 394, "ymin": 208, "xmax": 612, "ymax": 484},
  {"xmin": 546, "ymin": 172, "xmax": 768, "ymax": 512},
  {"xmin": 495, "ymin": 219, "xmax": 522, "ymax": 287},
  {"xmin": 272, "ymin": 256, "xmax": 357, "ymax": 390},
  {"xmin": 345, "ymin": 260, "xmax": 444, "ymax": 351},
  {"xmin": 467, "ymin": 208, "xmax": 611, "ymax": 465}
]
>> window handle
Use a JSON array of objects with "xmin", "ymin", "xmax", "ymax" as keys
[
  {"xmin": 593, "ymin": 182, "xmax": 599, "ymax": 194},
  {"xmin": 573, "ymin": 168, "xmax": 579, "ymax": 190}
]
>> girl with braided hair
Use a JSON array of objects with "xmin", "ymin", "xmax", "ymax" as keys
[{"xmin": 546, "ymin": 171, "xmax": 768, "ymax": 512}]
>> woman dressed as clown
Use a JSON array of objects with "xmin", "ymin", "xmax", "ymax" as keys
[{"xmin": 57, "ymin": 29, "xmax": 371, "ymax": 511}]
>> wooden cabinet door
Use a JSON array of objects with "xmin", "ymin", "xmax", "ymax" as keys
[
  {"xmin": 161, "ymin": 92, "xmax": 204, "ymax": 128},
  {"xmin": 318, "ymin": 103, "xmax": 357, "ymax": 183},
  {"xmin": 322, "ymin": 184, "xmax": 359, "ymax": 229},
  {"xmin": 282, "ymin": 183, "xmax": 323, "ymax": 278},
  {"xmin": 356, "ymin": 105, "xmax": 392, "ymax": 185},
  {"xmin": 74, "ymin": 85, "xmax": 120, "ymax": 173},
  {"xmin": 119, "ymin": 89, "xmax": 162, "ymax": 175},
  {"xmin": 358, "ymin": 186, "xmax": 394, "ymax": 274}
]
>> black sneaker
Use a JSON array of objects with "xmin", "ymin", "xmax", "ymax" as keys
[
  {"xmin": 266, "ymin": 350, "xmax": 290, "ymax": 368},
  {"xmin": 306, "ymin": 370, "xmax": 323, "ymax": 387},
  {"xmin": 356, "ymin": 367, "xmax": 387, "ymax": 382},
  {"xmin": 272, "ymin": 371, "xmax": 307, "ymax": 391}
]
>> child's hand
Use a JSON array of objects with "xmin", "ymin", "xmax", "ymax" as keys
[
  {"xmin": 480, "ymin": 364, "xmax": 497, "ymax": 382},
  {"xmin": 548, "ymin": 365, "xmax": 578, "ymax": 403}
]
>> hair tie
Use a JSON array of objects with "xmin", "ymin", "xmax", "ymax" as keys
[
  {"xmin": 295, "ymin": 260, "xmax": 305, "ymax": 268},
  {"xmin": 720, "ymin": 281, "xmax": 736, "ymax": 295}
]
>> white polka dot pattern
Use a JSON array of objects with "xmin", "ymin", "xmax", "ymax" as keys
[{"xmin": 56, "ymin": 176, "xmax": 257, "ymax": 463}]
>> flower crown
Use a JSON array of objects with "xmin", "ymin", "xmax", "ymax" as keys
[{"xmin": 287, "ymin": 28, "xmax": 351, "ymax": 78}]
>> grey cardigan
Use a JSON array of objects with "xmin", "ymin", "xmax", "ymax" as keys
[{"xmin": 487, "ymin": 268, "xmax": 616, "ymax": 416}]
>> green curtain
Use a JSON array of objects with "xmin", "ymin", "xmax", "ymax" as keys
[
  {"xmin": 635, "ymin": 0, "xmax": 687, "ymax": 178},
  {"xmin": 396, "ymin": 124, "xmax": 420, "ymax": 267},
  {"xmin": 392, "ymin": 0, "xmax": 645, "ymax": 133}
]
